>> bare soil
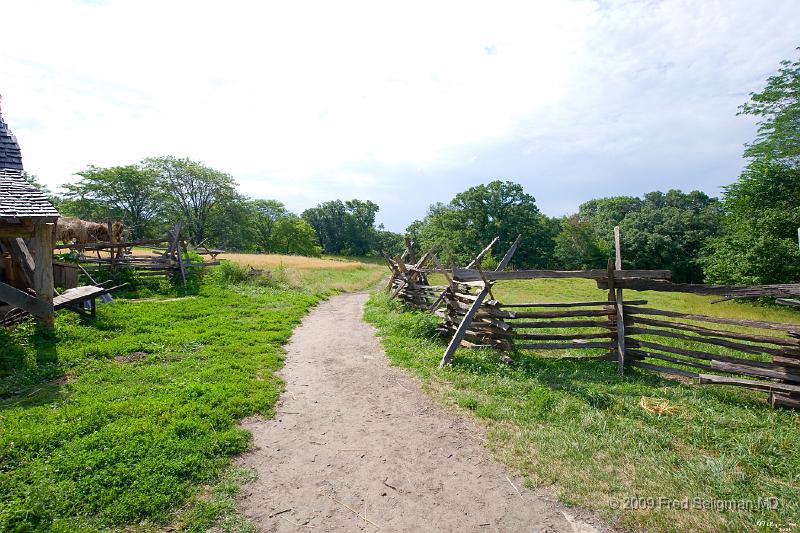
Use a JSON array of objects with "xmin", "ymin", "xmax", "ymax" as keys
[{"xmin": 237, "ymin": 292, "xmax": 603, "ymax": 532}]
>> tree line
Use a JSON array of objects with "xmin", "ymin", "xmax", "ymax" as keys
[
  {"xmin": 34, "ymin": 155, "xmax": 405, "ymax": 258},
  {"xmin": 407, "ymin": 49, "xmax": 800, "ymax": 285},
  {"xmin": 30, "ymin": 49, "xmax": 798, "ymax": 284}
]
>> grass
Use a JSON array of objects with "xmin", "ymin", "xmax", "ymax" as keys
[
  {"xmin": 0, "ymin": 256, "xmax": 381, "ymax": 532},
  {"xmin": 365, "ymin": 279, "xmax": 800, "ymax": 532},
  {"xmin": 224, "ymin": 253, "xmax": 386, "ymax": 293}
]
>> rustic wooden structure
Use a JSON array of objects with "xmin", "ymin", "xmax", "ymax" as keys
[
  {"xmin": 386, "ymin": 228, "xmax": 800, "ymax": 409},
  {"xmin": 0, "ymin": 100, "xmax": 59, "ymax": 327},
  {"xmin": 53, "ymin": 222, "xmax": 221, "ymax": 282}
]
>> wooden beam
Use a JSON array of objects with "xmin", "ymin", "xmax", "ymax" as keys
[
  {"xmin": 31, "ymin": 223, "xmax": 55, "ymax": 327},
  {"xmin": 452, "ymin": 268, "xmax": 672, "ymax": 282},
  {"xmin": 0, "ymin": 221, "xmax": 34, "ymax": 238},
  {"xmin": 614, "ymin": 226, "xmax": 625, "ymax": 374},
  {"xmin": 466, "ymin": 236, "xmax": 500, "ymax": 269},
  {"xmin": 0, "ymin": 281, "xmax": 52, "ymax": 318}
]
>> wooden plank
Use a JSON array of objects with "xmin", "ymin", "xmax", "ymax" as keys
[
  {"xmin": 628, "ymin": 359, "xmax": 700, "ymax": 379},
  {"xmin": 439, "ymin": 285, "xmax": 491, "ymax": 367},
  {"xmin": 0, "ymin": 221, "xmax": 34, "ymax": 237},
  {"xmin": 499, "ymin": 299, "xmax": 647, "ymax": 308},
  {"xmin": 624, "ymin": 306, "xmax": 800, "ymax": 333},
  {"xmin": 614, "ymin": 226, "xmax": 625, "ymax": 374},
  {"xmin": 31, "ymin": 223, "xmax": 55, "ymax": 327},
  {"xmin": 508, "ymin": 319, "xmax": 615, "ymax": 329},
  {"xmin": 453, "ymin": 268, "xmax": 671, "ymax": 282},
  {"xmin": 698, "ymin": 374, "xmax": 800, "ymax": 394},
  {"xmin": 0, "ymin": 281, "xmax": 52, "ymax": 318},
  {"xmin": 632, "ymin": 340, "xmax": 800, "ymax": 379},
  {"xmin": 512, "ymin": 332, "xmax": 612, "ymax": 341},
  {"xmin": 505, "ymin": 309, "xmax": 614, "ymax": 319},
  {"xmin": 466, "ymin": 237, "xmax": 500, "ymax": 269},
  {"xmin": 517, "ymin": 342, "xmax": 613, "ymax": 350},
  {"xmin": 625, "ymin": 326, "xmax": 787, "ymax": 357},
  {"xmin": 770, "ymin": 393, "xmax": 800, "ymax": 409},
  {"xmin": 598, "ymin": 278, "xmax": 800, "ymax": 298},
  {"xmin": 629, "ymin": 316, "xmax": 798, "ymax": 347}
]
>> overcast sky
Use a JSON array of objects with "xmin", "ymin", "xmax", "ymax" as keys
[{"xmin": 1, "ymin": 0, "xmax": 798, "ymax": 231}]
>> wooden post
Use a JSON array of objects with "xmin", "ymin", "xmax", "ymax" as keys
[
  {"xmin": 174, "ymin": 224, "xmax": 187, "ymax": 285},
  {"xmin": 31, "ymin": 222, "xmax": 55, "ymax": 327},
  {"xmin": 107, "ymin": 219, "xmax": 115, "ymax": 268},
  {"xmin": 613, "ymin": 226, "xmax": 625, "ymax": 374}
]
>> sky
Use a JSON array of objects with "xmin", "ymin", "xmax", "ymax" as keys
[{"xmin": 0, "ymin": 0, "xmax": 798, "ymax": 231}]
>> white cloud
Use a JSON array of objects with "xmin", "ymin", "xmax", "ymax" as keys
[{"xmin": 0, "ymin": 0, "xmax": 797, "ymax": 229}]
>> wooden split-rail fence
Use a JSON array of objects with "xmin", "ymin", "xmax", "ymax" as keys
[
  {"xmin": 383, "ymin": 229, "xmax": 800, "ymax": 410},
  {"xmin": 53, "ymin": 222, "xmax": 221, "ymax": 286}
]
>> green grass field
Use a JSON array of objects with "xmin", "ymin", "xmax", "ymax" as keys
[
  {"xmin": 0, "ymin": 258, "xmax": 383, "ymax": 532},
  {"xmin": 365, "ymin": 278, "xmax": 800, "ymax": 533}
]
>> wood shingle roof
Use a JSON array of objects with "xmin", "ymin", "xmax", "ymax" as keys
[{"xmin": 0, "ymin": 98, "xmax": 59, "ymax": 222}]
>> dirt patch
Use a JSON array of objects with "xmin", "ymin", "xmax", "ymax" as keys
[
  {"xmin": 114, "ymin": 351, "xmax": 148, "ymax": 363},
  {"xmin": 237, "ymin": 292, "xmax": 604, "ymax": 532}
]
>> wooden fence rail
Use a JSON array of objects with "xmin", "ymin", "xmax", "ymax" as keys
[{"xmin": 382, "ymin": 227, "xmax": 800, "ymax": 409}]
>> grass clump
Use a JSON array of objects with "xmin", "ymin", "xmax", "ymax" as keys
[{"xmin": 364, "ymin": 287, "xmax": 800, "ymax": 532}]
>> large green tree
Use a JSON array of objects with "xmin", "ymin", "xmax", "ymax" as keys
[
  {"xmin": 563, "ymin": 190, "xmax": 721, "ymax": 282},
  {"xmin": 65, "ymin": 165, "xmax": 164, "ymax": 239},
  {"xmin": 270, "ymin": 214, "xmax": 322, "ymax": 256},
  {"xmin": 702, "ymin": 161, "xmax": 800, "ymax": 284},
  {"xmin": 250, "ymin": 199, "xmax": 289, "ymax": 252},
  {"xmin": 302, "ymin": 199, "xmax": 380, "ymax": 256},
  {"xmin": 739, "ymin": 48, "xmax": 800, "ymax": 164},
  {"xmin": 143, "ymin": 156, "xmax": 238, "ymax": 244},
  {"xmin": 408, "ymin": 181, "xmax": 557, "ymax": 268},
  {"xmin": 702, "ymin": 50, "xmax": 800, "ymax": 284}
]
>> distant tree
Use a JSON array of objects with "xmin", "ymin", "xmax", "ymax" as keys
[
  {"xmin": 620, "ymin": 190, "xmax": 721, "ymax": 282},
  {"xmin": 701, "ymin": 161, "xmax": 800, "ymax": 284},
  {"xmin": 271, "ymin": 214, "xmax": 322, "ymax": 256},
  {"xmin": 739, "ymin": 48, "xmax": 800, "ymax": 164},
  {"xmin": 302, "ymin": 199, "xmax": 380, "ymax": 256},
  {"xmin": 576, "ymin": 196, "xmax": 642, "ymax": 248},
  {"xmin": 143, "ymin": 156, "xmax": 238, "ymax": 244},
  {"xmin": 553, "ymin": 216, "xmax": 608, "ymax": 269},
  {"xmin": 250, "ymin": 199, "xmax": 289, "ymax": 252},
  {"xmin": 65, "ymin": 165, "xmax": 164, "ymax": 239},
  {"xmin": 408, "ymin": 181, "xmax": 556, "ymax": 268},
  {"xmin": 205, "ymin": 193, "xmax": 254, "ymax": 250},
  {"xmin": 373, "ymin": 225, "xmax": 405, "ymax": 257}
]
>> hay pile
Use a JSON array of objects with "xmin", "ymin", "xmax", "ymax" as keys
[{"xmin": 55, "ymin": 217, "xmax": 125, "ymax": 244}]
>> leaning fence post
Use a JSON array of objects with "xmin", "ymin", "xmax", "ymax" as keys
[
  {"xmin": 613, "ymin": 226, "xmax": 625, "ymax": 374},
  {"xmin": 438, "ymin": 235, "xmax": 520, "ymax": 368}
]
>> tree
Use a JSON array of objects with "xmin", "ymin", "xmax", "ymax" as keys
[
  {"xmin": 67, "ymin": 165, "xmax": 163, "ymax": 239},
  {"xmin": 302, "ymin": 199, "xmax": 380, "ymax": 256},
  {"xmin": 271, "ymin": 215, "xmax": 322, "ymax": 256},
  {"xmin": 701, "ymin": 50, "xmax": 800, "ymax": 284},
  {"xmin": 620, "ymin": 190, "xmax": 721, "ymax": 282},
  {"xmin": 408, "ymin": 181, "xmax": 556, "ymax": 268},
  {"xmin": 701, "ymin": 161, "xmax": 800, "ymax": 284},
  {"xmin": 143, "ymin": 156, "xmax": 238, "ymax": 244},
  {"xmin": 250, "ymin": 199, "xmax": 289, "ymax": 252},
  {"xmin": 739, "ymin": 48, "xmax": 800, "ymax": 164},
  {"xmin": 553, "ymin": 216, "xmax": 607, "ymax": 269}
]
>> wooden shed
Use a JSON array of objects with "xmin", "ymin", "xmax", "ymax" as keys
[{"xmin": 0, "ymin": 98, "xmax": 59, "ymax": 327}]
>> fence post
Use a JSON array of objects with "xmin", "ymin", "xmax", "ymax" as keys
[{"xmin": 614, "ymin": 226, "xmax": 626, "ymax": 374}]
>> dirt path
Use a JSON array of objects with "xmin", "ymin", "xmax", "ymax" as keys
[{"xmin": 238, "ymin": 292, "xmax": 602, "ymax": 532}]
